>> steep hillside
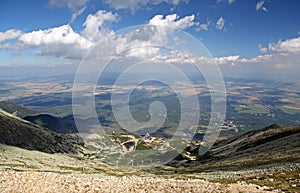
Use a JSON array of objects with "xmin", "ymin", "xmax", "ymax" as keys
[
  {"xmin": 169, "ymin": 124, "xmax": 300, "ymax": 167},
  {"xmin": 24, "ymin": 114, "xmax": 129, "ymax": 134},
  {"xmin": 0, "ymin": 101, "xmax": 78, "ymax": 133},
  {"xmin": 210, "ymin": 124, "xmax": 300, "ymax": 159},
  {"xmin": 0, "ymin": 109, "xmax": 83, "ymax": 154},
  {"xmin": 0, "ymin": 101, "xmax": 38, "ymax": 118},
  {"xmin": 24, "ymin": 114, "xmax": 78, "ymax": 133}
]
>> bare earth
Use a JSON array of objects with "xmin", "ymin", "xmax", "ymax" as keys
[{"xmin": 0, "ymin": 171, "xmax": 273, "ymax": 193}]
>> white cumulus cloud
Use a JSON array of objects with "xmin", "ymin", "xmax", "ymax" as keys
[
  {"xmin": 149, "ymin": 14, "xmax": 196, "ymax": 29},
  {"xmin": 268, "ymin": 36, "xmax": 300, "ymax": 53},
  {"xmin": 0, "ymin": 12, "xmax": 199, "ymax": 61},
  {"xmin": 14, "ymin": 10, "xmax": 120, "ymax": 59},
  {"xmin": 19, "ymin": 25, "xmax": 93, "ymax": 59},
  {"xmin": 82, "ymin": 10, "xmax": 119, "ymax": 41},
  {"xmin": 117, "ymin": 14, "xmax": 197, "ymax": 59},
  {"xmin": 0, "ymin": 29, "xmax": 23, "ymax": 43},
  {"xmin": 19, "ymin": 25, "xmax": 92, "ymax": 48},
  {"xmin": 196, "ymin": 55, "xmax": 240, "ymax": 66}
]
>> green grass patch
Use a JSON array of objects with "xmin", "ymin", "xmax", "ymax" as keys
[
  {"xmin": 278, "ymin": 106, "xmax": 300, "ymax": 115},
  {"xmin": 231, "ymin": 101, "xmax": 267, "ymax": 114}
]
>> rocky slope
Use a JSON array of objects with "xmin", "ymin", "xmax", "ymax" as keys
[
  {"xmin": 0, "ymin": 109, "xmax": 83, "ymax": 154},
  {"xmin": 0, "ymin": 171, "xmax": 273, "ymax": 193},
  {"xmin": 210, "ymin": 124, "xmax": 300, "ymax": 161},
  {"xmin": 170, "ymin": 124, "xmax": 300, "ymax": 165},
  {"xmin": 24, "ymin": 114, "xmax": 78, "ymax": 133},
  {"xmin": 0, "ymin": 101, "xmax": 38, "ymax": 118}
]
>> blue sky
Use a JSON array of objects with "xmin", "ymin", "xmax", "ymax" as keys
[{"xmin": 0, "ymin": 0, "xmax": 300, "ymax": 80}]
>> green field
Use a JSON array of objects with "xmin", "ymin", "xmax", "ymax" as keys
[
  {"xmin": 278, "ymin": 106, "xmax": 300, "ymax": 115},
  {"xmin": 232, "ymin": 100, "xmax": 268, "ymax": 114}
]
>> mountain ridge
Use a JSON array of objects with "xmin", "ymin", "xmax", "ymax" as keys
[
  {"xmin": 168, "ymin": 124, "xmax": 300, "ymax": 168},
  {"xmin": 0, "ymin": 101, "xmax": 39, "ymax": 118},
  {"xmin": 0, "ymin": 108, "xmax": 83, "ymax": 154}
]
